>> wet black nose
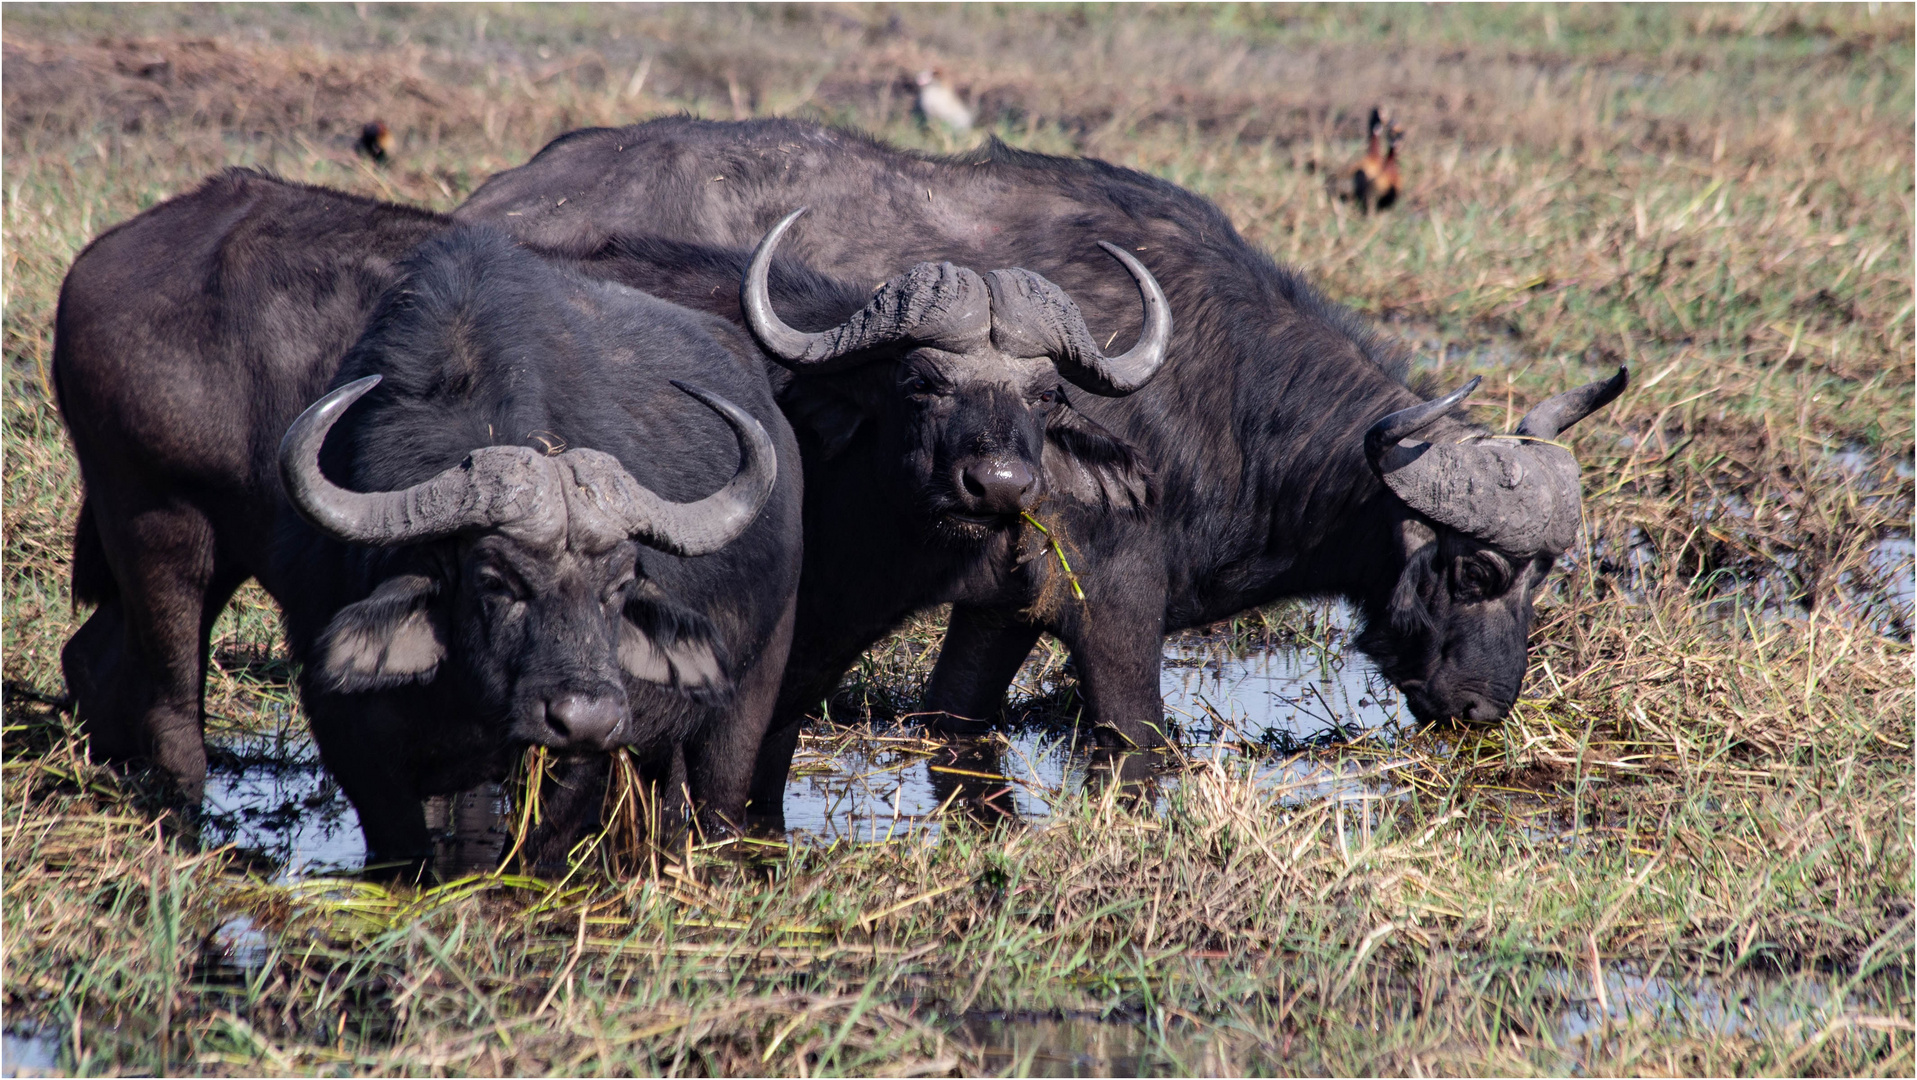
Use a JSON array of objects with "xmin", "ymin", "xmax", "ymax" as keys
[
  {"xmin": 1458, "ymin": 693, "xmax": 1506, "ymax": 724},
  {"xmin": 958, "ymin": 458, "xmax": 1036, "ymax": 514},
  {"xmin": 541, "ymin": 692, "xmax": 624, "ymax": 750}
]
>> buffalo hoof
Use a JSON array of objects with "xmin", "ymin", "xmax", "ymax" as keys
[
  {"xmin": 360, "ymin": 853, "xmax": 435, "ymax": 887},
  {"xmin": 925, "ymin": 711, "xmax": 995, "ymax": 736}
]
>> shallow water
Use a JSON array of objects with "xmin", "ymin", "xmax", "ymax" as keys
[
  {"xmin": 960, "ymin": 1012, "xmax": 1229, "ymax": 1077},
  {"xmin": 201, "ymin": 731, "xmax": 360, "ymax": 879},
  {"xmin": 1545, "ymin": 966, "xmax": 1820, "ymax": 1042},
  {"xmin": 202, "ymin": 601, "xmax": 1400, "ymax": 866},
  {"xmin": 783, "ymin": 601, "xmax": 1403, "ymax": 839},
  {"xmin": 0, "ymin": 1027, "xmax": 60, "ymax": 1078},
  {"xmin": 201, "ymin": 730, "xmax": 510, "ymax": 880}
]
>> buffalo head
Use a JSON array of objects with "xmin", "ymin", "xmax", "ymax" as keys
[
  {"xmin": 279, "ymin": 374, "xmax": 777, "ymax": 751},
  {"xmin": 742, "ymin": 208, "xmax": 1171, "ymax": 541},
  {"xmin": 1356, "ymin": 368, "xmax": 1628, "ymax": 724}
]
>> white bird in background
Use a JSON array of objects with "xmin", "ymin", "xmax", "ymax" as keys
[{"xmin": 916, "ymin": 68, "xmax": 974, "ymax": 134}]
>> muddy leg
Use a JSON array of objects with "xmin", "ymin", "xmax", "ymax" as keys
[
  {"xmin": 919, "ymin": 605, "xmax": 1045, "ymax": 736},
  {"xmin": 306, "ymin": 693, "xmax": 432, "ymax": 876},
  {"xmin": 745, "ymin": 628, "xmax": 875, "ymax": 833}
]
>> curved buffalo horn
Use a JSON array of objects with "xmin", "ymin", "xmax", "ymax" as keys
[
  {"xmin": 1363, "ymin": 376, "xmax": 1481, "ymax": 473},
  {"xmin": 742, "ymin": 207, "xmax": 991, "ymax": 371},
  {"xmin": 280, "ymin": 374, "xmax": 504, "ymax": 545},
  {"xmin": 280, "ymin": 375, "xmax": 777, "ymax": 557},
  {"xmin": 986, "ymin": 241, "xmax": 1173, "ymax": 397},
  {"xmin": 1516, "ymin": 367, "xmax": 1630, "ymax": 440},
  {"xmin": 1366, "ymin": 370, "xmax": 1629, "ymax": 554},
  {"xmin": 583, "ymin": 380, "xmax": 779, "ymax": 557}
]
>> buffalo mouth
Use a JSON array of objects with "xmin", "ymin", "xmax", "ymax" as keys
[
  {"xmin": 916, "ymin": 494, "xmax": 1025, "ymax": 544},
  {"xmin": 945, "ymin": 510, "xmax": 1016, "ymax": 527},
  {"xmin": 1397, "ymin": 681, "xmax": 1514, "ymax": 727}
]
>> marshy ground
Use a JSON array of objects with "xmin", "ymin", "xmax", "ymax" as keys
[{"xmin": 3, "ymin": 4, "xmax": 1912, "ymax": 1075}]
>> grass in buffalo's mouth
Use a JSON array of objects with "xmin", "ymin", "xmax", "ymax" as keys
[{"xmin": 4, "ymin": 2, "xmax": 1913, "ymax": 1076}]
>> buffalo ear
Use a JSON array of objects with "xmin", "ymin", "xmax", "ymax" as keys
[
  {"xmin": 314, "ymin": 574, "xmax": 447, "ymax": 692},
  {"xmin": 776, "ymin": 381, "xmax": 865, "ymax": 459},
  {"xmin": 1042, "ymin": 406, "xmax": 1154, "ymax": 513},
  {"xmin": 1388, "ymin": 541, "xmax": 1440, "ymax": 639},
  {"xmin": 619, "ymin": 587, "xmax": 732, "ymax": 703}
]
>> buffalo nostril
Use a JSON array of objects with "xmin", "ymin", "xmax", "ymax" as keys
[
  {"xmin": 543, "ymin": 692, "xmax": 624, "ymax": 749},
  {"xmin": 1461, "ymin": 696, "xmax": 1505, "ymax": 724},
  {"xmin": 959, "ymin": 458, "xmax": 1036, "ymax": 514}
]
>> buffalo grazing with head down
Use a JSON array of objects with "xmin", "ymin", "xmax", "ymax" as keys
[{"xmin": 457, "ymin": 116, "xmax": 1628, "ymax": 816}]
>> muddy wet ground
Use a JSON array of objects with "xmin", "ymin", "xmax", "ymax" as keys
[
  {"xmin": 198, "ymin": 504, "xmax": 1916, "ymax": 878},
  {"xmin": 198, "ymin": 598, "xmax": 1420, "ymax": 875}
]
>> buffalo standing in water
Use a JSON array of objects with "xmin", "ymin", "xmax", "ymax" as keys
[
  {"xmin": 457, "ymin": 117, "xmax": 1627, "ymax": 811},
  {"xmin": 53, "ymin": 168, "xmax": 1171, "ymax": 848},
  {"xmin": 55, "ymin": 173, "xmax": 797, "ymax": 871}
]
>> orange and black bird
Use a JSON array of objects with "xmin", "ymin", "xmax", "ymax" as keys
[
  {"xmin": 1348, "ymin": 106, "xmax": 1403, "ymax": 213},
  {"xmin": 357, "ymin": 120, "xmax": 392, "ymax": 164}
]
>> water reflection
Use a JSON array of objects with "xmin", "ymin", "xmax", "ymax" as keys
[
  {"xmin": 201, "ymin": 731, "xmax": 510, "ymax": 880},
  {"xmin": 783, "ymin": 601, "xmax": 1402, "ymax": 838},
  {"xmin": 1543, "ymin": 965, "xmax": 1845, "ymax": 1049},
  {"xmin": 960, "ymin": 1012, "xmax": 1228, "ymax": 1077},
  {"xmin": 1158, "ymin": 612, "xmax": 1408, "ymax": 750},
  {"xmin": 200, "ymin": 732, "xmax": 361, "ymax": 880}
]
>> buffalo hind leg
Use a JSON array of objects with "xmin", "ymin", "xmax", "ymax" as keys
[
  {"xmin": 919, "ymin": 605, "xmax": 1045, "ymax": 735},
  {"xmin": 66, "ymin": 498, "xmax": 243, "ymax": 803}
]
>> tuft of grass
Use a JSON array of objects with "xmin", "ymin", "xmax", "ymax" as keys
[{"xmin": 5, "ymin": 3, "xmax": 1912, "ymax": 1075}]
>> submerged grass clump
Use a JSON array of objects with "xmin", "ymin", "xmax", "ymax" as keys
[{"xmin": 4, "ymin": 3, "xmax": 1913, "ymax": 1075}]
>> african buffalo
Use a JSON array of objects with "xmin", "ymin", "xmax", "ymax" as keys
[
  {"xmin": 56, "ymin": 169, "xmax": 450, "ymax": 799},
  {"xmin": 456, "ymin": 117, "xmax": 1628, "ymax": 793},
  {"xmin": 54, "ymin": 165, "xmax": 1167, "ymax": 846},
  {"xmin": 54, "ymin": 170, "xmax": 799, "ymax": 868},
  {"xmin": 559, "ymin": 217, "xmax": 1174, "ymax": 820}
]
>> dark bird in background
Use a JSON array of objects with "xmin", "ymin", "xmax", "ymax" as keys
[
  {"xmin": 1347, "ymin": 106, "xmax": 1403, "ymax": 213},
  {"xmin": 358, "ymin": 120, "xmax": 392, "ymax": 163}
]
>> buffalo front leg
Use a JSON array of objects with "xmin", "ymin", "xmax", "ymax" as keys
[
  {"xmin": 744, "ymin": 659, "xmax": 850, "ymax": 834},
  {"xmin": 686, "ymin": 595, "xmax": 796, "ymax": 834},
  {"xmin": 919, "ymin": 605, "xmax": 1045, "ymax": 735},
  {"xmin": 1055, "ymin": 577, "xmax": 1170, "ymax": 751},
  {"xmin": 306, "ymin": 693, "xmax": 432, "ymax": 878}
]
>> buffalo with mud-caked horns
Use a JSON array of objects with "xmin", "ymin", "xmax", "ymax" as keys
[
  {"xmin": 743, "ymin": 208, "xmax": 1169, "ymax": 398},
  {"xmin": 458, "ymin": 117, "xmax": 1633, "ymax": 801},
  {"xmin": 1360, "ymin": 370, "xmax": 1627, "ymax": 722},
  {"xmin": 737, "ymin": 207, "xmax": 1168, "ymax": 528}
]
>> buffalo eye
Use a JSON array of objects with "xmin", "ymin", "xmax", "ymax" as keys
[
  {"xmin": 476, "ymin": 566, "xmax": 526, "ymax": 604},
  {"xmin": 901, "ymin": 373, "xmax": 933, "ymax": 397},
  {"xmin": 1034, "ymin": 387, "xmax": 1060, "ymax": 408},
  {"xmin": 1453, "ymin": 554, "xmax": 1511, "ymax": 600}
]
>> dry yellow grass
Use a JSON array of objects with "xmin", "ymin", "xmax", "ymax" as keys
[{"xmin": 4, "ymin": 4, "xmax": 1911, "ymax": 1075}]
